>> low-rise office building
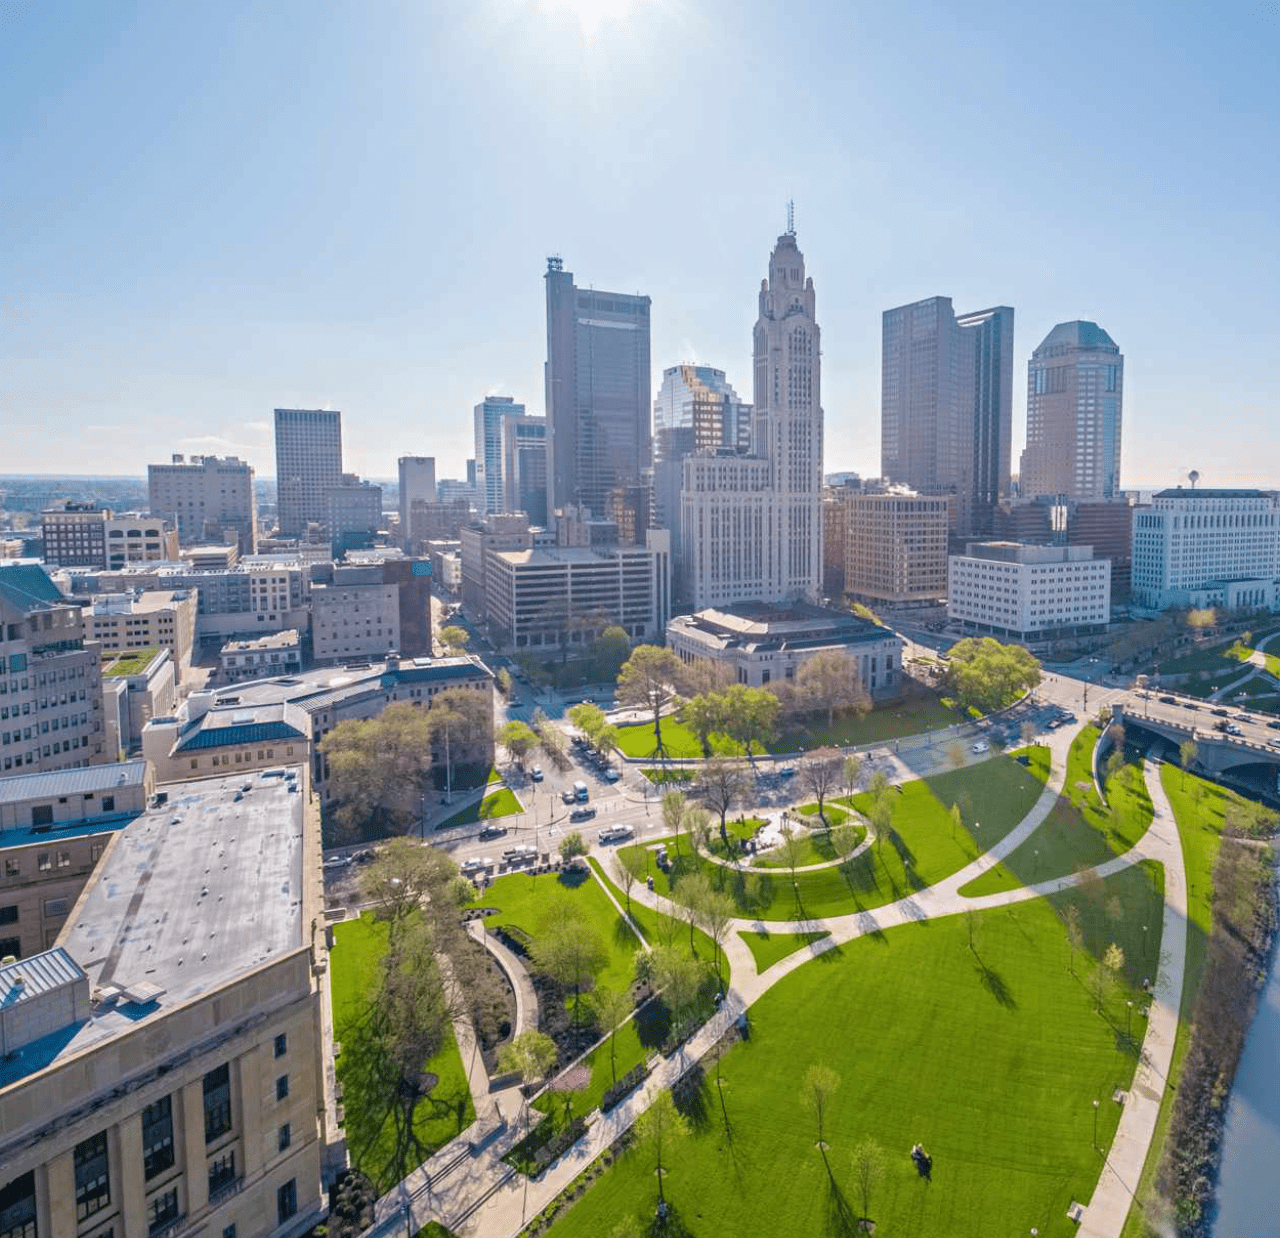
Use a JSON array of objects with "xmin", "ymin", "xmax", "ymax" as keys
[
  {"xmin": 948, "ymin": 541, "xmax": 1111, "ymax": 640},
  {"xmin": 101, "ymin": 647, "xmax": 178, "ymax": 756},
  {"xmin": 0, "ymin": 765, "xmax": 331, "ymax": 1238},
  {"xmin": 219, "ymin": 631, "xmax": 303, "ymax": 683},
  {"xmin": 1131, "ymin": 487, "xmax": 1280, "ymax": 612},
  {"xmin": 667, "ymin": 602, "xmax": 903, "ymax": 697},
  {"xmin": 0, "ymin": 760, "xmax": 152, "ymax": 958},
  {"xmin": 88, "ymin": 589, "xmax": 198, "ymax": 680},
  {"xmin": 484, "ymin": 530, "xmax": 671, "ymax": 652},
  {"xmin": 40, "ymin": 505, "xmax": 179, "ymax": 570},
  {"xmin": 0, "ymin": 565, "xmax": 108, "ymax": 776},
  {"xmin": 309, "ymin": 559, "xmax": 433, "ymax": 664},
  {"xmin": 837, "ymin": 489, "xmax": 950, "ymax": 605}
]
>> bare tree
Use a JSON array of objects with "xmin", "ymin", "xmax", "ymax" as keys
[
  {"xmin": 851, "ymin": 1138, "xmax": 886, "ymax": 1223},
  {"xmin": 700, "ymin": 756, "xmax": 750, "ymax": 846},
  {"xmin": 779, "ymin": 822, "xmax": 808, "ymax": 890},
  {"xmin": 592, "ymin": 986, "xmax": 634, "ymax": 1085},
  {"xmin": 699, "ymin": 891, "xmax": 734, "ymax": 986},
  {"xmin": 1061, "ymin": 903, "xmax": 1084, "ymax": 976},
  {"xmin": 611, "ymin": 851, "xmax": 639, "ymax": 913},
  {"xmin": 677, "ymin": 871, "xmax": 711, "ymax": 952},
  {"xmin": 841, "ymin": 753, "xmax": 863, "ymax": 804},
  {"xmin": 633, "ymin": 1089, "xmax": 690, "ymax": 1211},
  {"xmin": 800, "ymin": 748, "xmax": 844, "ymax": 834},
  {"xmin": 662, "ymin": 788, "xmax": 687, "ymax": 856},
  {"xmin": 796, "ymin": 649, "xmax": 871, "ymax": 728},
  {"xmin": 803, "ymin": 1063, "xmax": 840, "ymax": 1148},
  {"xmin": 1179, "ymin": 738, "xmax": 1199, "ymax": 784}
]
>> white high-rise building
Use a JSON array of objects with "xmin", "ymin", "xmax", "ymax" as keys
[
  {"xmin": 1131, "ymin": 488, "xmax": 1280, "ymax": 612},
  {"xmin": 679, "ymin": 224, "xmax": 823, "ymax": 607}
]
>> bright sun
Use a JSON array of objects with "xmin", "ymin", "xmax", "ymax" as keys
[{"xmin": 529, "ymin": 0, "xmax": 632, "ymax": 39}]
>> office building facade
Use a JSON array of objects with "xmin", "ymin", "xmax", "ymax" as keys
[
  {"xmin": 839, "ymin": 490, "xmax": 951, "ymax": 605},
  {"xmin": 474, "ymin": 396, "xmax": 523, "ymax": 515},
  {"xmin": 1131, "ymin": 488, "xmax": 1280, "ymax": 612},
  {"xmin": 274, "ymin": 409, "xmax": 343, "ymax": 538},
  {"xmin": 881, "ymin": 297, "xmax": 1014, "ymax": 537},
  {"xmin": 544, "ymin": 258, "xmax": 651, "ymax": 519},
  {"xmin": 148, "ymin": 454, "xmax": 258, "ymax": 552},
  {"xmin": 41, "ymin": 506, "xmax": 179, "ymax": 570},
  {"xmin": 323, "ymin": 476, "xmax": 383, "ymax": 554},
  {"xmin": 397, "ymin": 457, "xmax": 436, "ymax": 547},
  {"xmin": 1020, "ymin": 321, "xmax": 1124, "ymax": 502},
  {"xmin": 501, "ymin": 413, "xmax": 548, "ymax": 526}
]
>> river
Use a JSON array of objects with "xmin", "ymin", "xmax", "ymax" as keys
[{"xmin": 1211, "ymin": 890, "xmax": 1280, "ymax": 1236}]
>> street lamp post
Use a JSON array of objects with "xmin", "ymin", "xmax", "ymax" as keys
[{"xmin": 1092, "ymin": 1098, "xmax": 1100, "ymax": 1151}]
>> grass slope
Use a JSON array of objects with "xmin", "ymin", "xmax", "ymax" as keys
[
  {"xmin": 545, "ymin": 869, "xmax": 1161, "ymax": 1238},
  {"xmin": 437, "ymin": 785, "xmax": 522, "ymax": 829},
  {"xmin": 330, "ymin": 915, "xmax": 475, "ymax": 1192},
  {"xmin": 738, "ymin": 928, "xmax": 831, "ymax": 971},
  {"xmin": 960, "ymin": 727, "xmax": 1153, "ymax": 896},
  {"xmin": 625, "ymin": 755, "xmax": 1046, "ymax": 922}
]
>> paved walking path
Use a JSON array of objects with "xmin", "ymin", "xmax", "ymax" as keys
[
  {"xmin": 1079, "ymin": 757, "xmax": 1188, "ymax": 1238},
  {"xmin": 366, "ymin": 719, "xmax": 1192, "ymax": 1238}
]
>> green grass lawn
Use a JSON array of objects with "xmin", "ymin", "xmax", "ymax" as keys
[
  {"xmin": 330, "ymin": 915, "xmax": 475, "ymax": 1192},
  {"xmin": 752, "ymin": 823, "xmax": 866, "ymax": 869},
  {"xmin": 1119, "ymin": 766, "xmax": 1256, "ymax": 1238},
  {"xmin": 437, "ymin": 785, "xmax": 522, "ymax": 829},
  {"xmin": 624, "ymin": 755, "xmax": 1046, "ymax": 922},
  {"xmin": 738, "ymin": 928, "xmax": 830, "ymax": 971},
  {"xmin": 102, "ymin": 647, "xmax": 161, "ymax": 676},
  {"xmin": 545, "ymin": 869, "xmax": 1160, "ymax": 1238},
  {"xmin": 641, "ymin": 767, "xmax": 694, "ymax": 784},
  {"xmin": 616, "ymin": 694, "xmax": 958, "ymax": 761},
  {"xmin": 469, "ymin": 869, "xmax": 643, "ymax": 1005},
  {"xmin": 960, "ymin": 728, "xmax": 1153, "ymax": 896}
]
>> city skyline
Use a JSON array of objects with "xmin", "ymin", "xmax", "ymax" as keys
[{"xmin": 2, "ymin": 1, "xmax": 1278, "ymax": 488}]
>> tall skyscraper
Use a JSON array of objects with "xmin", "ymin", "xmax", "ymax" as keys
[
  {"xmin": 881, "ymin": 297, "xmax": 1013, "ymax": 537},
  {"xmin": 398, "ymin": 456, "xmax": 436, "ymax": 546},
  {"xmin": 653, "ymin": 365, "xmax": 752, "ymax": 463},
  {"xmin": 1019, "ymin": 321, "xmax": 1124, "ymax": 501},
  {"xmin": 544, "ymin": 258, "xmax": 651, "ymax": 519},
  {"xmin": 676, "ymin": 225, "xmax": 823, "ymax": 606},
  {"xmin": 474, "ymin": 395, "xmax": 523, "ymax": 514},
  {"xmin": 501, "ymin": 413, "xmax": 548, "ymax": 525},
  {"xmin": 148, "ymin": 454, "xmax": 257, "ymax": 551},
  {"xmin": 274, "ymin": 408, "xmax": 343, "ymax": 538}
]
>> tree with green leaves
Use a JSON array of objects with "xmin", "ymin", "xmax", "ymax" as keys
[
  {"xmin": 841, "ymin": 753, "xmax": 863, "ymax": 804},
  {"xmin": 677, "ymin": 871, "xmax": 711, "ymax": 951},
  {"xmin": 652, "ymin": 945, "xmax": 703, "ymax": 1039},
  {"xmin": 633, "ymin": 1089, "xmax": 690, "ymax": 1211},
  {"xmin": 558, "ymin": 831, "xmax": 588, "ymax": 862},
  {"xmin": 437, "ymin": 624, "xmax": 470, "ymax": 655},
  {"xmin": 592, "ymin": 986, "xmax": 634, "ymax": 1084},
  {"xmin": 1179, "ymin": 738, "xmax": 1198, "ymax": 784},
  {"xmin": 679, "ymin": 691, "xmax": 728, "ymax": 757},
  {"xmin": 567, "ymin": 701, "xmax": 608, "ymax": 745},
  {"xmin": 496, "ymin": 667, "xmax": 514, "ymax": 700},
  {"xmin": 721, "ymin": 683, "xmax": 780, "ymax": 757},
  {"xmin": 616, "ymin": 645, "xmax": 684, "ymax": 757},
  {"xmin": 803, "ymin": 1063, "xmax": 840, "ymax": 1148},
  {"xmin": 949, "ymin": 802, "xmax": 963, "ymax": 844},
  {"xmin": 591, "ymin": 624, "xmax": 631, "ymax": 682},
  {"xmin": 497, "ymin": 720, "xmax": 538, "ymax": 769},
  {"xmin": 662, "ymin": 788, "xmax": 687, "ymax": 856},
  {"xmin": 699, "ymin": 891, "xmax": 734, "ymax": 986},
  {"xmin": 530, "ymin": 906, "xmax": 609, "ymax": 1023},
  {"xmin": 320, "ymin": 701, "xmax": 437, "ymax": 840},
  {"xmin": 360, "ymin": 837, "xmax": 470, "ymax": 951},
  {"xmin": 778, "ymin": 822, "xmax": 807, "ymax": 891},
  {"xmin": 432, "ymin": 685, "xmax": 495, "ymax": 792},
  {"xmin": 532, "ymin": 709, "xmax": 571, "ymax": 771},
  {"xmin": 1061, "ymin": 903, "xmax": 1084, "ymax": 975},
  {"xmin": 611, "ymin": 850, "xmax": 642, "ymax": 913},
  {"xmin": 946, "ymin": 636, "xmax": 1042, "ymax": 714},
  {"xmin": 498, "ymin": 1030, "xmax": 558, "ymax": 1127},
  {"xmin": 831, "ymin": 821, "xmax": 861, "ymax": 870}
]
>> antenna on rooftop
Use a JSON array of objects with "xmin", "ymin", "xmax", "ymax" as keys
[
  {"xmin": 546, "ymin": 254, "xmax": 563, "ymax": 272},
  {"xmin": 786, "ymin": 199, "xmax": 796, "ymax": 235}
]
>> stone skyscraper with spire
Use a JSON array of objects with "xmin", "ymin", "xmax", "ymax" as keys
[{"xmin": 678, "ymin": 219, "xmax": 824, "ymax": 606}]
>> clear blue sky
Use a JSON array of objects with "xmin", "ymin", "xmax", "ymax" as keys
[{"xmin": 3, "ymin": 0, "xmax": 1278, "ymax": 486}]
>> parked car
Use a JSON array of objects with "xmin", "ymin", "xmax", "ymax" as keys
[
  {"xmin": 503, "ymin": 845, "xmax": 537, "ymax": 864},
  {"xmin": 603, "ymin": 769, "xmax": 621, "ymax": 783},
  {"xmin": 561, "ymin": 789, "xmax": 576, "ymax": 804},
  {"xmin": 778, "ymin": 766, "xmax": 796, "ymax": 778},
  {"xmin": 971, "ymin": 741, "xmax": 989, "ymax": 754},
  {"xmin": 323, "ymin": 855, "xmax": 352, "ymax": 870},
  {"xmin": 1159, "ymin": 696, "xmax": 1177, "ymax": 704},
  {"xmin": 1267, "ymin": 720, "xmax": 1280, "ymax": 731},
  {"xmin": 1269, "ymin": 737, "xmax": 1280, "ymax": 748},
  {"xmin": 530, "ymin": 766, "xmax": 544, "ymax": 781}
]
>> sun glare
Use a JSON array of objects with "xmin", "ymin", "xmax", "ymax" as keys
[{"xmin": 526, "ymin": 0, "xmax": 633, "ymax": 39}]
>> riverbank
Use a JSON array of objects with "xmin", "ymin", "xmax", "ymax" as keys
[{"xmin": 1153, "ymin": 831, "xmax": 1278, "ymax": 1236}]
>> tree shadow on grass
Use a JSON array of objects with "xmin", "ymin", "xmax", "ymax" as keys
[
  {"xmin": 634, "ymin": 997, "xmax": 672, "ymax": 1050},
  {"xmin": 972, "ymin": 952, "xmax": 1018, "ymax": 1008},
  {"xmin": 642, "ymin": 1202, "xmax": 698, "ymax": 1238},
  {"xmin": 886, "ymin": 828, "xmax": 926, "ymax": 892},
  {"xmin": 823, "ymin": 1158, "xmax": 862, "ymax": 1238},
  {"xmin": 672, "ymin": 1063, "xmax": 713, "ymax": 1134},
  {"xmin": 613, "ymin": 914, "xmax": 642, "ymax": 949}
]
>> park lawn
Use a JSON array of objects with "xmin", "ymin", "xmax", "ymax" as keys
[
  {"xmin": 330, "ymin": 915, "xmax": 474, "ymax": 1192},
  {"xmin": 532, "ymin": 1005, "xmax": 656, "ymax": 1124},
  {"xmin": 752, "ymin": 824, "xmax": 866, "ymax": 869},
  {"xmin": 703, "ymin": 815, "xmax": 768, "ymax": 859},
  {"xmin": 544, "ymin": 872, "xmax": 1158, "ymax": 1238},
  {"xmin": 794, "ymin": 801, "xmax": 852, "ymax": 827},
  {"xmin": 616, "ymin": 695, "xmax": 959, "ymax": 761},
  {"xmin": 469, "ymin": 869, "xmax": 642, "ymax": 1006},
  {"xmin": 738, "ymin": 928, "xmax": 830, "ymax": 971},
  {"xmin": 1013, "ymin": 744, "xmax": 1052, "ymax": 786},
  {"xmin": 641, "ymin": 767, "xmax": 694, "ymax": 784},
  {"xmin": 1118, "ymin": 767, "xmax": 1259, "ymax": 1238},
  {"xmin": 437, "ymin": 786, "xmax": 522, "ymax": 829},
  {"xmin": 1159, "ymin": 639, "xmax": 1244, "ymax": 675},
  {"xmin": 959, "ymin": 727, "xmax": 1153, "ymax": 896},
  {"xmin": 627, "ymin": 755, "xmax": 1045, "ymax": 922}
]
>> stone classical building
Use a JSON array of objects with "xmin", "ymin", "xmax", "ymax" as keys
[
  {"xmin": 0, "ymin": 765, "xmax": 332, "ymax": 1238},
  {"xmin": 667, "ymin": 602, "xmax": 903, "ymax": 697}
]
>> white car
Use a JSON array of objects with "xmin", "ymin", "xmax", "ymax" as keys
[
  {"xmin": 323, "ymin": 854, "xmax": 352, "ymax": 870},
  {"xmin": 971, "ymin": 741, "xmax": 989, "ymax": 754},
  {"xmin": 531, "ymin": 766, "xmax": 544, "ymax": 782},
  {"xmin": 461, "ymin": 856, "xmax": 492, "ymax": 874},
  {"xmin": 603, "ymin": 769, "xmax": 621, "ymax": 783}
]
